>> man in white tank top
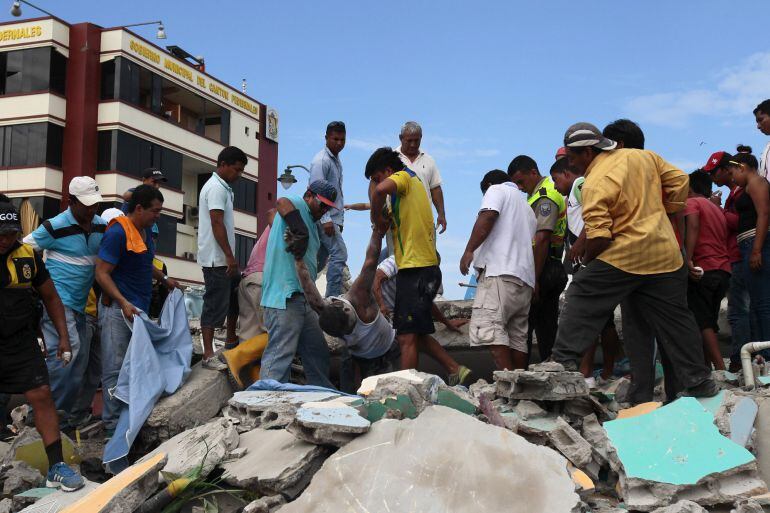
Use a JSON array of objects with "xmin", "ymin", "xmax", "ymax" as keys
[{"xmin": 293, "ymin": 226, "xmax": 398, "ymax": 377}]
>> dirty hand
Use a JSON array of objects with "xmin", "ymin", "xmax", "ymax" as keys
[
  {"xmin": 444, "ymin": 318, "xmax": 469, "ymax": 333},
  {"xmin": 569, "ymin": 239, "xmax": 585, "ymax": 264},
  {"xmin": 165, "ymin": 277, "xmax": 183, "ymax": 290},
  {"xmin": 751, "ymin": 249, "xmax": 763, "ymax": 271},
  {"xmin": 709, "ymin": 191, "xmax": 722, "ymax": 206},
  {"xmin": 322, "ymin": 222, "xmax": 335, "ymax": 237},
  {"xmin": 57, "ymin": 335, "xmax": 72, "ymax": 365},
  {"xmin": 687, "ymin": 262, "xmax": 702, "ymax": 281},
  {"xmin": 120, "ymin": 299, "xmax": 141, "ymax": 322},
  {"xmin": 459, "ymin": 250, "xmax": 473, "ymax": 276},
  {"xmin": 436, "ymin": 215, "xmax": 447, "ymax": 234},
  {"xmin": 226, "ymin": 254, "xmax": 239, "ymax": 277},
  {"xmin": 284, "ymin": 227, "xmax": 309, "ymax": 259}
]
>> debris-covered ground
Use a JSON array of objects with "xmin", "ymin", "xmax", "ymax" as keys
[{"xmin": 3, "ymin": 303, "xmax": 770, "ymax": 512}]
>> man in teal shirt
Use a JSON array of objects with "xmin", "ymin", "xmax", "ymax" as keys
[{"xmin": 260, "ymin": 180, "xmax": 338, "ymax": 387}]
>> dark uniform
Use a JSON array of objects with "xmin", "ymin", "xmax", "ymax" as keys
[{"xmin": 0, "ymin": 242, "xmax": 50, "ymax": 393}]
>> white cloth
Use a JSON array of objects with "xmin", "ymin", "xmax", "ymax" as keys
[
  {"xmin": 197, "ymin": 172, "xmax": 235, "ymax": 267},
  {"xmin": 566, "ymin": 177, "xmax": 585, "ymax": 238},
  {"xmin": 760, "ymin": 142, "xmax": 770, "ymax": 181},
  {"xmin": 339, "ymin": 297, "xmax": 395, "ymax": 360},
  {"xmin": 376, "ymin": 256, "xmax": 398, "ymax": 310},
  {"xmin": 397, "ymin": 146, "xmax": 442, "ymax": 199},
  {"xmin": 472, "ymin": 182, "xmax": 536, "ymax": 287}
]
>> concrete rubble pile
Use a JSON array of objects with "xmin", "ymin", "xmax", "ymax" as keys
[{"xmin": 7, "ymin": 360, "xmax": 770, "ymax": 513}]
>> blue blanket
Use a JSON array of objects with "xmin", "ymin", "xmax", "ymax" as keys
[{"xmin": 103, "ymin": 289, "xmax": 192, "ymax": 466}]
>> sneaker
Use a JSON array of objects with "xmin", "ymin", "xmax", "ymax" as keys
[
  {"xmin": 448, "ymin": 366, "xmax": 472, "ymax": 386},
  {"xmin": 46, "ymin": 462, "xmax": 85, "ymax": 492},
  {"xmin": 678, "ymin": 379, "xmax": 720, "ymax": 399},
  {"xmin": 202, "ymin": 355, "xmax": 228, "ymax": 371}
]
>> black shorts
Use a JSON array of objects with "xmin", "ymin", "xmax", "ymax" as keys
[
  {"xmin": 394, "ymin": 266, "xmax": 442, "ymax": 335},
  {"xmin": 0, "ymin": 329, "xmax": 49, "ymax": 394},
  {"xmin": 201, "ymin": 266, "xmax": 241, "ymax": 329},
  {"xmin": 687, "ymin": 270, "xmax": 730, "ymax": 331}
]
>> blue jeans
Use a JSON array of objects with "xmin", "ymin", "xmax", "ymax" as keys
[
  {"xmin": 99, "ymin": 303, "xmax": 132, "ymax": 430},
  {"xmin": 741, "ymin": 236, "xmax": 770, "ymax": 343},
  {"xmin": 70, "ymin": 314, "xmax": 101, "ymax": 422},
  {"xmin": 261, "ymin": 294, "xmax": 333, "ymax": 388},
  {"xmin": 317, "ymin": 224, "xmax": 348, "ymax": 297},
  {"xmin": 728, "ymin": 261, "xmax": 754, "ymax": 366},
  {"xmin": 41, "ymin": 305, "xmax": 87, "ymax": 415}
]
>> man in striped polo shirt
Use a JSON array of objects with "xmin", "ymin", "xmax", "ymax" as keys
[{"xmin": 24, "ymin": 177, "xmax": 106, "ymax": 424}]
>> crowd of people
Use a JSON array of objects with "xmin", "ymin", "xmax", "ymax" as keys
[{"xmin": 3, "ymin": 99, "xmax": 770, "ymax": 489}]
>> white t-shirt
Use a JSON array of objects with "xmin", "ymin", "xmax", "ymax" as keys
[
  {"xmin": 472, "ymin": 182, "xmax": 536, "ymax": 288},
  {"xmin": 760, "ymin": 142, "xmax": 770, "ymax": 181},
  {"xmin": 567, "ymin": 177, "xmax": 585, "ymax": 238},
  {"xmin": 397, "ymin": 147, "xmax": 442, "ymax": 200},
  {"xmin": 197, "ymin": 172, "xmax": 235, "ymax": 267}
]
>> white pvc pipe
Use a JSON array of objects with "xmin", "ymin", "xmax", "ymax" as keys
[{"xmin": 741, "ymin": 341, "xmax": 770, "ymax": 389}]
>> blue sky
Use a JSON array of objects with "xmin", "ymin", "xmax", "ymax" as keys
[{"xmin": 6, "ymin": 1, "xmax": 770, "ymax": 298}]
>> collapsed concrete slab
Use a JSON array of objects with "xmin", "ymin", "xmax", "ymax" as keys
[
  {"xmin": 278, "ymin": 406, "xmax": 580, "ymax": 513},
  {"xmin": 242, "ymin": 495, "xmax": 286, "ymax": 513},
  {"xmin": 18, "ymin": 480, "xmax": 99, "ymax": 512},
  {"xmin": 287, "ymin": 402, "xmax": 370, "ymax": 447},
  {"xmin": 139, "ymin": 364, "xmax": 233, "ymax": 446},
  {"xmin": 604, "ymin": 397, "xmax": 767, "ymax": 511},
  {"xmin": 731, "ymin": 498, "xmax": 764, "ymax": 513},
  {"xmin": 220, "ymin": 428, "xmax": 328, "ymax": 499},
  {"xmin": 547, "ymin": 417, "xmax": 593, "ymax": 469},
  {"xmin": 225, "ymin": 390, "xmax": 340, "ymax": 430},
  {"xmin": 1, "ymin": 461, "xmax": 41, "ymax": 496},
  {"xmin": 513, "ymin": 400, "xmax": 547, "ymax": 420},
  {"xmin": 649, "ymin": 500, "xmax": 707, "ymax": 512},
  {"xmin": 139, "ymin": 417, "xmax": 239, "ymax": 482},
  {"xmin": 494, "ymin": 366, "xmax": 588, "ymax": 401},
  {"xmin": 1, "ymin": 428, "xmax": 80, "ymax": 476}
]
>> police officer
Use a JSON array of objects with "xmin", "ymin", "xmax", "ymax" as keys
[
  {"xmin": 0, "ymin": 201, "xmax": 84, "ymax": 491},
  {"xmin": 508, "ymin": 155, "xmax": 568, "ymax": 362}
]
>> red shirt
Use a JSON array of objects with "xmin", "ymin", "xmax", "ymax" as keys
[
  {"xmin": 684, "ymin": 196, "xmax": 731, "ymax": 273},
  {"xmin": 723, "ymin": 187, "xmax": 742, "ymax": 264}
]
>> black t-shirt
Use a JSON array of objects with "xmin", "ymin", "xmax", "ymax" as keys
[{"xmin": 0, "ymin": 242, "xmax": 49, "ymax": 289}]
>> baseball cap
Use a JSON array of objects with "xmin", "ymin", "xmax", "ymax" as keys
[
  {"xmin": 0, "ymin": 202, "xmax": 21, "ymax": 235},
  {"xmin": 702, "ymin": 151, "xmax": 732, "ymax": 172},
  {"xmin": 308, "ymin": 180, "xmax": 338, "ymax": 209},
  {"xmin": 69, "ymin": 176, "xmax": 104, "ymax": 206},
  {"xmin": 142, "ymin": 168, "xmax": 167, "ymax": 182},
  {"xmin": 563, "ymin": 122, "xmax": 617, "ymax": 151},
  {"xmin": 555, "ymin": 147, "xmax": 567, "ymax": 159}
]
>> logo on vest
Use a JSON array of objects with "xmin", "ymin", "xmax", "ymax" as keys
[
  {"xmin": 0, "ymin": 213, "xmax": 18, "ymax": 221},
  {"xmin": 539, "ymin": 202, "xmax": 552, "ymax": 218},
  {"xmin": 22, "ymin": 263, "xmax": 32, "ymax": 280}
]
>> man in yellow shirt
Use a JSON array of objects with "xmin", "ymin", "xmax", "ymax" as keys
[
  {"xmin": 552, "ymin": 122, "xmax": 717, "ymax": 399},
  {"xmin": 368, "ymin": 147, "xmax": 470, "ymax": 385}
]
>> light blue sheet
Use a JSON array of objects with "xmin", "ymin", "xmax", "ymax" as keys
[
  {"xmin": 103, "ymin": 289, "xmax": 192, "ymax": 465},
  {"xmin": 246, "ymin": 379, "xmax": 355, "ymax": 397}
]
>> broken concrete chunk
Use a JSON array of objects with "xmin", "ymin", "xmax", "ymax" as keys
[
  {"xmin": 731, "ymin": 497, "xmax": 764, "ymax": 513},
  {"xmin": 1, "ymin": 428, "xmax": 80, "ymax": 476},
  {"xmin": 469, "ymin": 379, "xmax": 496, "ymax": 401},
  {"xmin": 139, "ymin": 417, "xmax": 239, "ymax": 482},
  {"xmin": 604, "ymin": 397, "xmax": 767, "ymax": 511},
  {"xmin": 1, "ymin": 461, "xmax": 42, "ymax": 496},
  {"xmin": 529, "ymin": 361, "xmax": 565, "ymax": 372},
  {"xmin": 278, "ymin": 406, "xmax": 580, "ymax": 513},
  {"xmin": 58, "ymin": 453, "xmax": 167, "ymax": 513},
  {"xmin": 220, "ymin": 428, "xmax": 328, "ymax": 499},
  {"xmin": 357, "ymin": 369, "xmax": 443, "ymax": 396},
  {"xmin": 0, "ymin": 499, "xmax": 9, "ymax": 513},
  {"xmin": 593, "ymin": 377, "xmax": 631, "ymax": 403},
  {"xmin": 243, "ymin": 495, "xmax": 286, "ymax": 513},
  {"xmin": 711, "ymin": 392, "xmax": 759, "ymax": 449},
  {"xmin": 494, "ymin": 368, "xmax": 588, "ymax": 401},
  {"xmin": 650, "ymin": 500, "xmax": 707, "ymax": 512},
  {"xmin": 547, "ymin": 417, "xmax": 593, "ymax": 469},
  {"xmin": 581, "ymin": 414, "xmax": 614, "ymax": 467},
  {"xmin": 226, "ymin": 390, "xmax": 340, "ymax": 430},
  {"xmin": 287, "ymin": 402, "xmax": 370, "ymax": 447},
  {"xmin": 513, "ymin": 400, "xmax": 547, "ymax": 420}
]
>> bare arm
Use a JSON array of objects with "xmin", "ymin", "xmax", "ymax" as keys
[
  {"xmin": 459, "ymin": 210, "xmax": 498, "ymax": 275},
  {"xmin": 583, "ymin": 238, "xmax": 611, "ymax": 264},
  {"xmin": 431, "ymin": 186, "xmax": 447, "ymax": 234},
  {"xmin": 750, "ymin": 178, "xmax": 770, "ymax": 271},
  {"xmin": 371, "ymin": 178, "xmax": 397, "ymax": 233},
  {"xmin": 276, "ymin": 197, "xmax": 296, "ymax": 217},
  {"xmin": 372, "ymin": 270, "xmax": 390, "ymax": 315},
  {"xmin": 344, "ymin": 203, "xmax": 371, "ymax": 211},
  {"xmin": 210, "ymin": 209, "xmax": 237, "ymax": 276},
  {"xmin": 96, "ymin": 258, "xmax": 140, "ymax": 320},
  {"xmin": 684, "ymin": 212, "xmax": 701, "ymax": 278},
  {"xmin": 533, "ymin": 231, "xmax": 550, "ymax": 282},
  {"xmin": 37, "ymin": 278, "xmax": 70, "ymax": 360},
  {"xmin": 294, "ymin": 258, "xmax": 325, "ymax": 313},
  {"xmin": 152, "ymin": 265, "xmax": 181, "ymax": 290}
]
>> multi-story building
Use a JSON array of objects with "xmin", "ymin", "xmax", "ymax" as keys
[{"xmin": 0, "ymin": 16, "xmax": 278, "ymax": 284}]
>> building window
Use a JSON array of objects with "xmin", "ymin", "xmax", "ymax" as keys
[
  {"xmin": 233, "ymin": 178, "xmax": 257, "ymax": 214},
  {"xmin": 0, "ymin": 122, "xmax": 63, "ymax": 168},
  {"xmin": 96, "ymin": 129, "xmax": 184, "ymax": 189},
  {"xmin": 102, "ymin": 57, "xmax": 230, "ymax": 145},
  {"xmin": 235, "ymin": 234, "xmax": 256, "ymax": 270},
  {"xmin": 0, "ymin": 47, "xmax": 66, "ymax": 96},
  {"xmin": 155, "ymin": 214, "xmax": 177, "ymax": 255}
]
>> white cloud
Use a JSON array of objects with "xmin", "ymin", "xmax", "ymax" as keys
[{"xmin": 626, "ymin": 51, "xmax": 770, "ymax": 128}]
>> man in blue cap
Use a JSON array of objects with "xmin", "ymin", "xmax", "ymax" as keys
[{"xmin": 259, "ymin": 180, "xmax": 339, "ymax": 387}]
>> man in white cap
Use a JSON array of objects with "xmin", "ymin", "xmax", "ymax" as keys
[
  {"xmin": 551, "ymin": 122, "xmax": 718, "ymax": 401},
  {"xmin": 24, "ymin": 176, "xmax": 107, "ymax": 425}
]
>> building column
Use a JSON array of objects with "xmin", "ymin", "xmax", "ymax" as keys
[
  {"xmin": 61, "ymin": 22, "xmax": 102, "ymax": 209},
  {"xmin": 256, "ymin": 103, "xmax": 277, "ymax": 232}
]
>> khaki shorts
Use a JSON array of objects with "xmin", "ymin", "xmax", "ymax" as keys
[{"xmin": 469, "ymin": 273, "xmax": 532, "ymax": 353}]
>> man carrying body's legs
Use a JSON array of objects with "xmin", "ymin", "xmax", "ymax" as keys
[
  {"xmin": 552, "ymin": 122, "xmax": 717, "ymax": 400},
  {"xmin": 0, "ymin": 202, "xmax": 84, "ymax": 491},
  {"xmin": 259, "ymin": 180, "xmax": 338, "ymax": 388}
]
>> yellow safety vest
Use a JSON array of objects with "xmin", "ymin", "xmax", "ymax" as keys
[
  {"xmin": 527, "ymin": 176, "xmax": 566, "ymax": 248},
  {"xmin": 1, "ymin": 243, "xmax": 38, "ymax": 337}
]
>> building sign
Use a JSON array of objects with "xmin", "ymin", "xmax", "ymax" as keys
[
  {"xmin": 266, "ymin": 107, "xmax": 279, "ymax": 142},
  {"xmin": 126, "ymin": 37, "xmax": 260, "ymax": 119},
  {"xmin": 0, "ymin": 24, "xmax": 42, "ymax": 42}
]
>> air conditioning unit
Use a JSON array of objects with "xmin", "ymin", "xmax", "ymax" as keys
[
  {"xmin": 183, "ymin": 251, "xmax": 196, "ymax": 260},
  {"xmin": 185, "ymin": 205, "xmax": 199, "ymax": 223}
]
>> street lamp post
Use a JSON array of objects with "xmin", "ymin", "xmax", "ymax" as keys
[
  {"xmin": 278, "ymin": 165, "xmax": 310, "ymax": 190},
  {"xmin": 123, "ymin": 20, "xmax": 166, "ymax": 40},
  {"xmin": 10, "ymin": 0, "xmax": 55, "ymax": 17}
]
